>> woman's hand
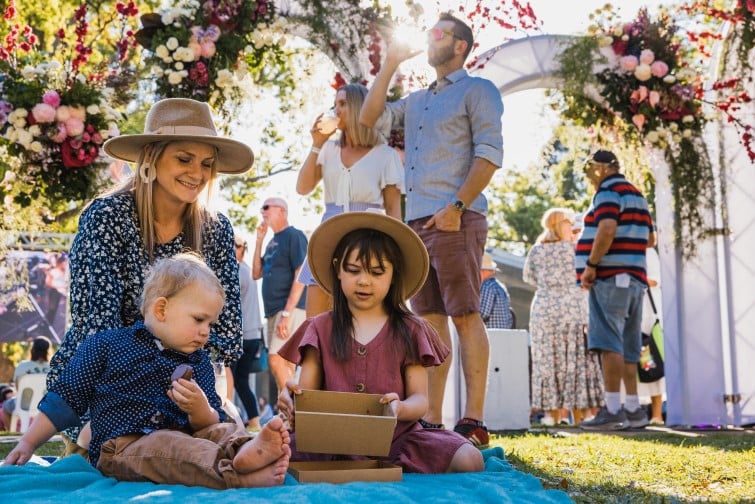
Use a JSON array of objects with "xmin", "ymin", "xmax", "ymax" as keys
[{"xmin": 310, "ymin": 114, "xmax": 332, "ymax": 145}]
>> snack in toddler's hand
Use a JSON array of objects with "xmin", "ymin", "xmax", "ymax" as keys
[{"xmin": 171, "ymin": 364, "xmax": 193, "ymax": 382}]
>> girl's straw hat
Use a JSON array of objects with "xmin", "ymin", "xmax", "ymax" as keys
[
  {"xmin": 307, "ymin": 211, "xmax": 429, "ymax": 299},
  {"xmin": 103, "ymin": 98, "xmax": 254, "ymax": 174}
]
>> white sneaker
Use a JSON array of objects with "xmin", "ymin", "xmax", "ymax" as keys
[{"xmin": 541, "ymin": 416, "xmax": 555, "ymax": 426}]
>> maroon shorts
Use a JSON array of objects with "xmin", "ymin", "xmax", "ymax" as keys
[{"xmin": 408, "ymin": 212, "xmax": 487, "ymax": 317}]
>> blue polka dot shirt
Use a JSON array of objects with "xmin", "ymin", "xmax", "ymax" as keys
[{"xmin": 39, "ymin": 321, "xmax": 225, "ymax": 468}]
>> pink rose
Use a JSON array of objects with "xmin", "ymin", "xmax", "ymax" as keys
[
  {"xmin": 639, "ymin": 49, "xmax": 655, "ymax": 65},
  {"xmin": 68, "ymin": 106, "xmax": 86, "ymax": 122},
  {"xmin": 632, "ymin": 114, "xmax": 646, "ymax": 131},
  {"xmin": 619, "ymin": 55, "xmax": 638, "ymax": 72},
  {"xmin": 65, "ymin": 117, "xmax": 85, "ymax": 137},
  {"xmin": 49, "ymin": 122, "xmax": 68, "ymax": 143},
  {"xmin": 56, "ymin": 105, "xmax": 71, "ymax": 122},
  {"xmin": 649, "ymin": 90, "xmax": 661, "ymax": 108},
  {"xmin": 634, "ymin": 64, "xmax": 652, "ymax": 81},
  {"xmin": 651, "ymin": 60, "xmax": 668, "ymax": 78},
  {"xmin": 42, "ymin": 90, "xmax": 61, "ymax": 108},
  {"xmin": 31, "ymin": 103, "xmax": 56, "ymax": 123}
]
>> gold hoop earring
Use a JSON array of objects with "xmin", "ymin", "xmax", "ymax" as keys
[{"xmin": 139, "ymin": 163, "xmax": 155, "ymax": 184}]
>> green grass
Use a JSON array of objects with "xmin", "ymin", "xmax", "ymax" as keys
[
  {"xmin": 492, "ymin": 429, "xmax": 755, "ymax": 503},
  {"xmin": 2, "ymin": 429, "xmax": 754, "ymax": 503}
]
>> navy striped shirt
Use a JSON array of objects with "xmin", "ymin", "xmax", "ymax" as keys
[{"xmin": 575, "ymin": 174, "xmax": 654, "ymax": 284}]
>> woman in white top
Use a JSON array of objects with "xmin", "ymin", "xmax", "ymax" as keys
[{"xmin": 297, "ymin": 83, "xmax": 404, "ymax": 317}]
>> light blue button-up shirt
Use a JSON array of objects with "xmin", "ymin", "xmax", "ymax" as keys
[{"xmin": 377, "ymin": 68, "xmax": 504, "ymax": 221}]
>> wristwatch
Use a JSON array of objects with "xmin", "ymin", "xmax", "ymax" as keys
[
  {"xmin": 586, "ymin": 259, "xmax": 599, "ymax": 268},
  {"xmin": 449, "ymin": 199, "xmax": 466, "ymax": 212},
  {"xmin": 280, "ymin": 310, "xmax": 291, "ymax": 317}
]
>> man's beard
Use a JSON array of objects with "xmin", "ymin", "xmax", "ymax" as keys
[{"xmin": 428, "ymin": 44, "xmax": 455, "ymax": 67}]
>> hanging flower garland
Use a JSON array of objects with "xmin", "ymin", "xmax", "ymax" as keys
[
  {"xmin": 134, "ymin": 0, "xmax": 291, "ymax": 128},
  {"xmin": 555, "ymin": 6, "xmax": 753, "ymax": 257},
  {"xmin": 0, "ymin": 1, "xmax": 138, "ymax": 210}
]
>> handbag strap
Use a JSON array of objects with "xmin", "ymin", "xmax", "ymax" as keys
[
  {"xmin": 258, "ymin": 327, "xmax": 266, "ymax": 348},
  {"xmin": 646, "ymin": 288, "xmax": 658, "ymax": 316}
]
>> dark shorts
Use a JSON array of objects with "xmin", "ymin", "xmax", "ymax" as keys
[{"xmin": 408, "ymin": 212, "xmax": 487, "ymax": 317}]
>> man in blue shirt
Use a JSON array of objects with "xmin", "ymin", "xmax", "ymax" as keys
[
  {"xmin": 252, "ymin": 197, "xmax": 307, "ymax": 394},
  {"xmin": 360, "ymin": 12, "xmax": 504, "ymax": 447}
]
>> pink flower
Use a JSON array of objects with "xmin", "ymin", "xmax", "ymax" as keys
[
  {"xmin": 49, "ymin": 122, "xmax": 68, "ymax": 143},
  {"xmin": 748, "ymin": 0, "xmax": 755, "ymax": 13},
  {"xmin": 632, "ymin": 114, "xmax": 646, "ymax": 131},
  {"xmin": 65, "ymin": 117, "xmax": 85, "ymax": 137},
  {"xmin": 639, "ymin": 49, "xmax": 655, "ymax": 65},
  {"xmin": 42, "ymin": 90, "xmax": 61, "ymax": 108},
  {"xmin": 651, "ymin": 60, "xmax": 668, "ymax": 78},
  {"xmin": 31, "ymin": 103, "xmax": 56, "ymax": 123},
  {"xmin": 56, "ymin": 105, "xmax": 71, "ymax": 122},
  {"xmin": 649, "ymin": 90, "xmax": 661, "ymax": 108},
  {"xmin": 631, "ymin": 86, "xmax": 649, "ymax": 104},
  {"xmin": 619, "ymin": 55, "xmax": 638, "ymax": 72},
  {"xmin": 68, "ymin": 106, "xmax": 86, "ymax": 122},
  {"xmin": 634, "ymin": 64, "xmax": 652, "ymax": 81}
]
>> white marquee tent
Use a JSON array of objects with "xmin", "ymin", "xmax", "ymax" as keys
[{"xmin": 470, "ymin": 34, "xmax": 754, "ymax": 427}]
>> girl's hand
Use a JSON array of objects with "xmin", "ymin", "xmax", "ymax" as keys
[
  {"xmin": 168, "ymin": 377, "xmax": 209, "ymax": 416},
  {"xmin": 278, "ymin": 380, "xmax": 301, "ymax": 428},
  {"xmin": 380, "ymin": 392, "xmax": 401, "ymax": 417}
]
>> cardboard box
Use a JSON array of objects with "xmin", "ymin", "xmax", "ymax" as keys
[
  {"xmin": 294, "ymin": 389, "xmax": 397, "ymax": 456},
  {"xmin": 289, "ymin": 390, "xmax": 401, "ymax": 483},
  {"xmin": 288, "ymin": 460, "xmax": 402, "ymax": 484}
]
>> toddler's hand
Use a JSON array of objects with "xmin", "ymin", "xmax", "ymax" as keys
[{"xmin": 168, "ymin": 376, "xmax": 209, "ymax": 415}]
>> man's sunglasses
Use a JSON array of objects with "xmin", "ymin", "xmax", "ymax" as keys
[
  {"xmin": 261, "ymin": 204, "xmax": 282, "ymax": 211},
  {"xmin": 427, "ymin": 27, "xmax": 460, "ymax": 41}
]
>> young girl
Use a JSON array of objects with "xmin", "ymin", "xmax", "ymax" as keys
[{"xmin": 277, "ymin": 211, "xmax": 483, "ymax": 473}]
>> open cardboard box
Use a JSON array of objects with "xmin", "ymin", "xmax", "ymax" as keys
[{"xmin": 290, "ymin": 389, "xmax": 401, "ymax": 483}]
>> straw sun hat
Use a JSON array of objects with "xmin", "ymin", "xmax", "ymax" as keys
[
  {"xmin": 103, "ymin": 98, "xmax": 254, "ymax": 174},
  {"xmin": 307, "ymin": 211, "xmax": 429, "ymax": 299}
]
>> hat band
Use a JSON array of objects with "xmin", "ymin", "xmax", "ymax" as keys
[{"xmin": 149, "ymin": 125, "xmax": 218, "ymax": 137}]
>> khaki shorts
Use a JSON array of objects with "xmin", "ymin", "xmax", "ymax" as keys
[{"xmin": 267, "ymin": 308, "xmax": 306, "ymax": 354}]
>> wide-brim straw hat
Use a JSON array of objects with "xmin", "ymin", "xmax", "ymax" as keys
[
  {"xmin": 103, "ymin": 98, "xmax": 254, "ymax": 174},
  {"xmin": 481, "ymin": 252, "xmax": 498, "ymax": 272},
  {"xmin": 308, "ymin": 211, "xmax": 429, "ymax": 299}
]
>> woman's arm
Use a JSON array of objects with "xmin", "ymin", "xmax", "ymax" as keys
[
  {"xmin": 297, "ymin": 123, "xmax": 329, "ymax": 195},
  {"xmin": 382, "ymin": 185, "xmax": 402, "ymax": 220}
]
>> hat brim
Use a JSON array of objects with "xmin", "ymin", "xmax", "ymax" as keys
[
  {"xmin": 103, "ymin": 134, "xmax": 254, "ymax": 175},
  {"xmin": 308, "ymin": 212, "xmax": 429, "ymax": 299}
]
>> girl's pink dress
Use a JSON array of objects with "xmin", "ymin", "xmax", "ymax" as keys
[{"xmin": 279, "ymin": 312, "xmax": 471, "ymax": 473}]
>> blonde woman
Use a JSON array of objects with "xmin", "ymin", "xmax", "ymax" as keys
[
  {"xmin": 296, "ymin": 83, "xmax": 404, "ymax": 317},
  {"xmin": 48, "ymin": 98, "xmax": 253, "ymax": 451},
  {"xmin": 523, "ymin": 208, "xmax": 604, "ymax": 426}
]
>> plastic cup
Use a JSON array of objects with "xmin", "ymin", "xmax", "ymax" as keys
[{"xmin": 317, "ymin": 111, "xmax": 339, "ymax": 135}]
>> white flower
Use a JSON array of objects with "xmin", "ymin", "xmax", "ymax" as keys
[
  {"xmin": 21, "ymin": 66, "xmax": 37, "ymax": 80},
  {"xmin": 30, "ymin": 141, "xmax": 43, "ymax": 153},
  {"xmin": 634, "ymin": 64, "xmax": 652, "ymax": 81},
  {"xmin": 168, "ymin": 70, "xmax": 188, "ymax": 85},
  {"xmin": 621, "ymin": 34, "xmax": 629, "ymax": 41},
  {"xmin": 663, "ymin": 74, "xmax": 676, "ymax": 84},
  {"xmin": 597, "ymin": 36, "xmax": 613, "ymax": 47},
  {"xmin": 86, "ymin": 104, "xmax": 100, "ymax": 115},
  {"xmin": 646, "ymin": 131, "xmax": 659, "ymax": 143},
  {"xmin": 2, "ymin": 170, "xmax": 16, "ymax": 184},
  {"xmin": 682, "ymin": 129, "xmax": 693, "ymax": 138},
  {"xmin": 244, "ymin": 45, "xmax": 254, "ymax": 55},
  {"xmin": 28, "ymin": 125, "xmax": 41, "ymax": 136},
  {"xmin": 672, "ymin": 134, "xmax": 681, "ymax": 143},
  {"xmin": 156, "ymin": 45, "xmax": 170, "ymax": 59},
  {"xmin": 175, "ymin": 61, "xmax": 184, "ymax": 71},
  {"xmin": 215, "ymin": 69, "xmax": 235, "ymax": 89},
  {"xmin": 682, "ymin": 115, "xmax": 695, "ymax": 124},
  {"xmin": 16, "ymin": 129, "xmax": 34, "ymax": 148},
  {"xmin": 669, "ymin": 122, "xmax": 679, "ymax": 132},
  {"xmin": 166, "ymin": 37, "xmax": 179, "ymax": 51},
  {"xmin": 174, "ymin": 47, "xmax": 195, "ymax": 62},
  {"xmin": 152, "ymin": 65, "xmax": 165, "ymax": 77},
  {"xmin": 76, "ymin": 73, "xmax": 87, "ymax": 83}
]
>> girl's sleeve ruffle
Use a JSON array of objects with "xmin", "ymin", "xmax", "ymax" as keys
[{"xmin": 411, "ymin": 318, "xmax": 450, "ymax": 367}]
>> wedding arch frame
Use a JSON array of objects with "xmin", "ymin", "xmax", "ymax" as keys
[{"xmin": 470, "ymin": 34, "xmax": 754, "ymax": 427}]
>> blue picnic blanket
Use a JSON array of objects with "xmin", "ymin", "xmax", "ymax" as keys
[{"xmin": 0, "ymin": 447, "xmax": 571, "ymax": 503}]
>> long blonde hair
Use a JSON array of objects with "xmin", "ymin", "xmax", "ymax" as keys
[
  {"xmin": 339, "ymin": 84, "xmax": 384, "ymax": 148},
  {"xmin": 536, "ymin": 208, "xmax": 575, "ymax": 244},
  {"xmin": 101, "ymin": 140, "xmax": 219, "ymax": 260}
]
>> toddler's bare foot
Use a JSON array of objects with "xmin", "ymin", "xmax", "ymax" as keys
[
  {"xmin": 237, "ymin": 453, "xmax": 289, "ymax": 488},
  {"xmin": 233, "ymin": 416, "xmax": 291, "ymax": 473}
]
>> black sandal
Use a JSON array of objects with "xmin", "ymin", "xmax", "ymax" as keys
[{"xmin": 418, "ymin": 418, "xmax": 445, "ymax": 429}]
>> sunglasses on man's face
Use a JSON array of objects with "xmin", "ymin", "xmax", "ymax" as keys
[
  {"xmin": 426, "ymin": 27, "xmax": 459, "ymax": 42},
  {"xmin": 261, "ymin": 204, "xmax": 282, "ymax": 211}
]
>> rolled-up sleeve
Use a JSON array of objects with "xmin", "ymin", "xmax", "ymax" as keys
[
  {"xmin": 470, "ymin": 80, "xmax": 504, "ymax": 168},
  {"xmin": 38, "ymin": 391, "xmax": 81, "ymax": 432}
]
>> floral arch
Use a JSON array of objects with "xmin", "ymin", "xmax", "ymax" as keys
[{"xmin": 469, "ymin": 16, "xmax": 754, "ymax": 426}]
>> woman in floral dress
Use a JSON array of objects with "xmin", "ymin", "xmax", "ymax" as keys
[
  {"xmin": 523, "ymin": 208, "xmax": 603, "ymax": 425},
  {"xmin": 48, "ymin": 98, "xmax": 253, "ymax": 451}
]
